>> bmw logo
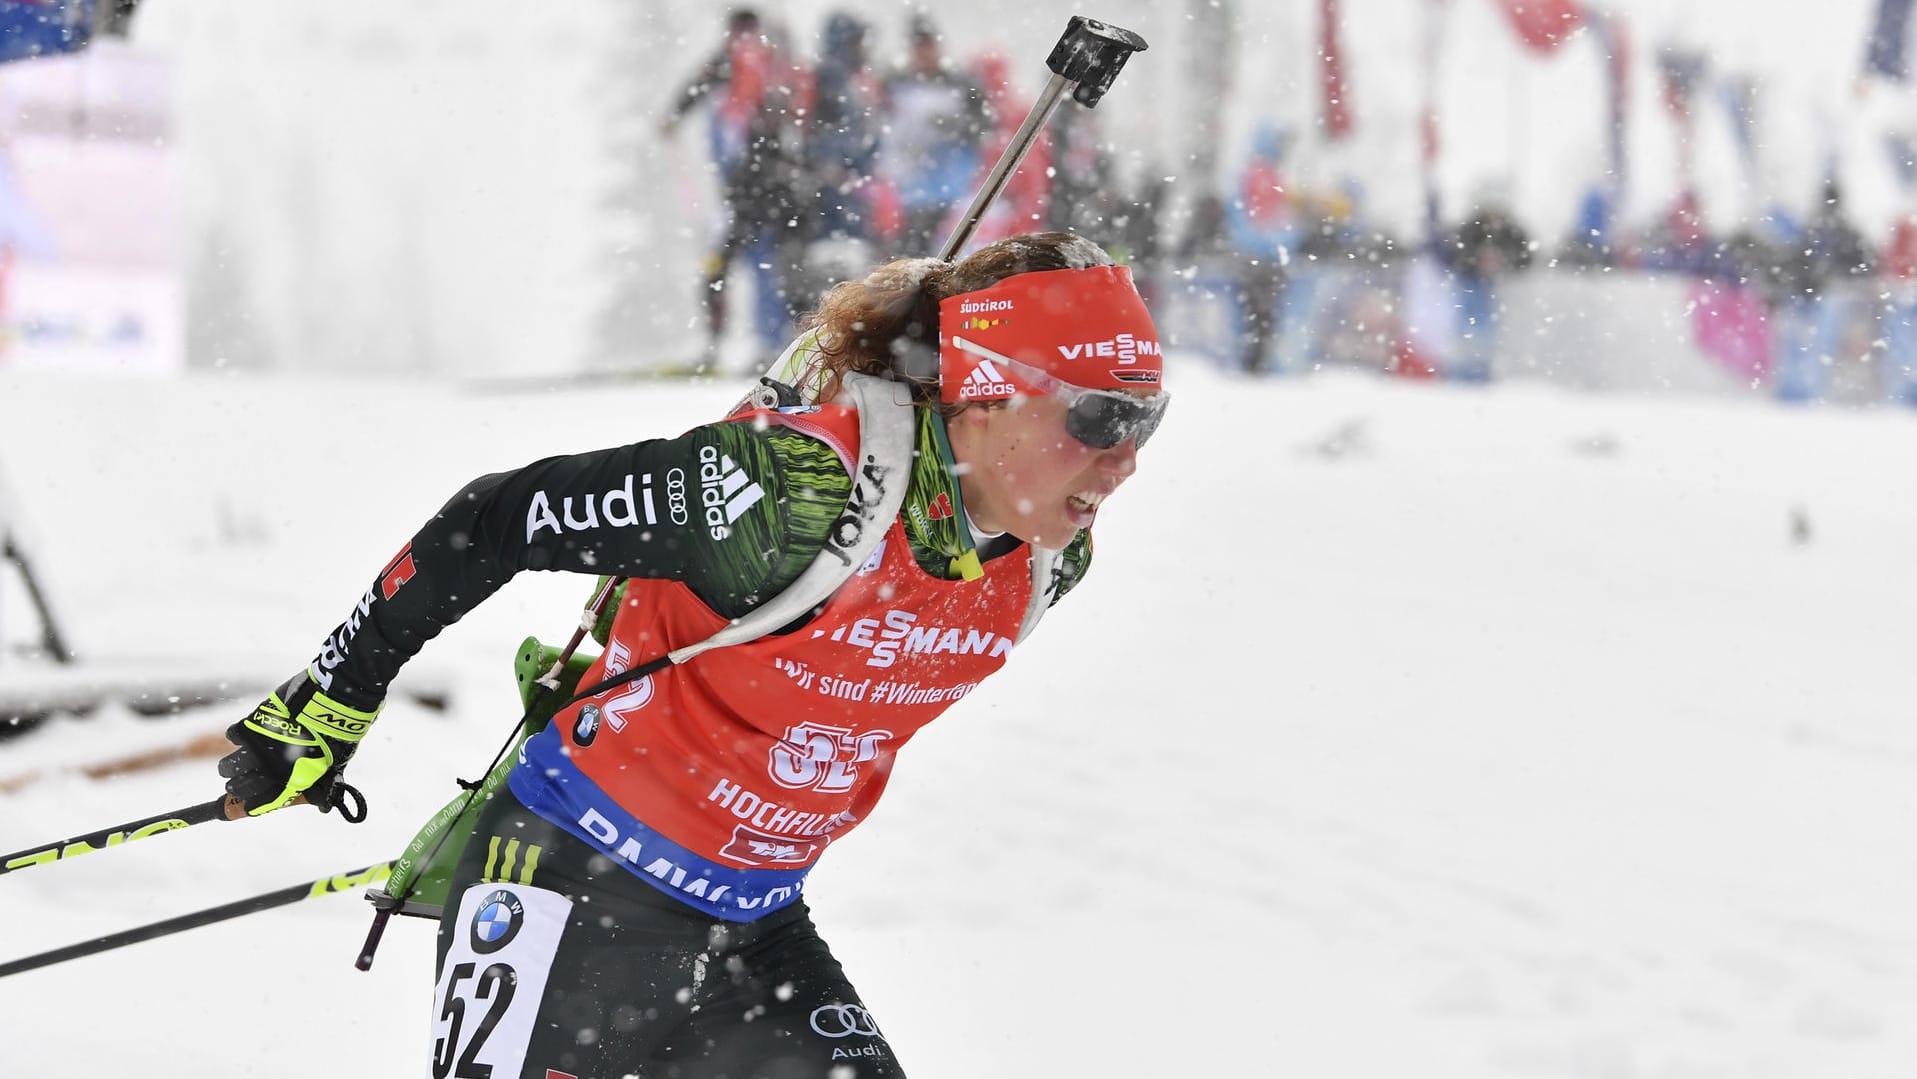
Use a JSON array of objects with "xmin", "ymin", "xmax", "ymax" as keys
[
  {"xmin": 573, "ymin": 703, "xmax": 601, "ymax": 747},
  {"xmin": 469, "ymin": 888, "xmax": 523, "ymax": 954}
]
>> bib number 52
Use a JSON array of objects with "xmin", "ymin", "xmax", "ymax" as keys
[{"xmin": 433, "ymin": 961, "xmax": 517, "ymax": 1079}]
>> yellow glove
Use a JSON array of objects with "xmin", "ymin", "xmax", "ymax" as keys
[{"xmin": 218, "ymin": 673, "xmax": 379, "ymax": 816}]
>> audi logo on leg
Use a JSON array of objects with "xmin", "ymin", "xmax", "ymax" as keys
[{"xmin": 809, "ymin": 1003, "xmax": 883, "ymax": 1039}]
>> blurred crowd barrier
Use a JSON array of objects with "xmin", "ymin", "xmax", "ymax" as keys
[
  {"xmin": 0, "ymin": 2, "xmax": 1906, "ymax": 405},
  {"xmin": 1153, "ymin": 250, "xmax": 1917, "ymax": 408}
]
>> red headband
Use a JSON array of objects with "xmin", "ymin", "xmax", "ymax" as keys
[{"xmin": 937, "ymin": 265, "xmax": 1162, "ymax": 404}]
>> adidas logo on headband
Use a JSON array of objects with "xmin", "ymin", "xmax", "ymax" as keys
[{"xmin": 958, "ymin": 359, "xmax": 1017, "ymax": 401}]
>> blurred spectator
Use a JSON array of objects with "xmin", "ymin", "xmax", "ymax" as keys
[
  {"xmin": 1164, "ymin": 191, "xmax": 1245, "ymax": 366},
  {"xmin": 1332, "ymin": 184, "xmax": 1405, "ymax": 276},
  {"xmin": 1773, "ymin": 178, "xmax": 1875, "ymax": 402},
  {"xmin": 1801, "ymin": 178, "xmax": 1876, "ymax": 284},
  {"xmin": 1298, "ymin": 182, "xmax": 1405, "ymax": 375},
  {"xmin": 804, "ymin": 12, "xmax": 882, "ymax": 240},
  {"xmin": 1296, "ymin": 185, "xmax": 1359, "ymax": 262},
  {"xmin": 796, "ymin": 11, "xmax": 884, "ymax": 305},
  {"xmin": 1176, "ymin": 192, "xmax": 1232, "ymax": 263},
  {"xmin": 1044, "ymin": 97, "xmax": 1117, "ymax": 237},
  {"xmin": 1114, "ymin": 171, "xmax": 1170, "ymax": 309},
  {"xmin": 1224, "ymin": 124, "xmax": 1301, "ymax": 374},
  {"xmin": 1438, "ymin": 200, "xmax": 1532, "ymax": 381},
  {"xmin": 1636, "ymin": 190, "xmax": 1720, "ymax": 276},
  {"xmin": 663, "ymin": 9, "xmax": 766, "ymax": 178},
  {"xmin": 878, "ymin": 15, "xmax": 993, "ymax": 256},
  {"xmin": 1711, "ymin": 207, "xmax": 1799, "ymax": 306},
  {"xmin": 661, "ymin": 8, "xmax": 810, "ymax": 367},
  {"xmin": 1880, "ymin": 214, "xmax": 1917, "ymax": 405},
  {"xmin": 1556, "ymin": 188, "xmax": 1622, "ymax": 269}
]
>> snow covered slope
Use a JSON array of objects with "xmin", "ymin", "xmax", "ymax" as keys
[{"xmin": 0, "ymin": 364, "xmax": 1912, "ymax": 1076}]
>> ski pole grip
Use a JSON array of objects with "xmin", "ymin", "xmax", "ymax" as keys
[{"xmin": 1044, "ymin": 16, "xmax": 1149, "ymax": 107}]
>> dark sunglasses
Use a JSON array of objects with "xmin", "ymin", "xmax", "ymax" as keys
[{"xmin": 950, "ymin": 336, "xmax": 1170, "ymax": 449}]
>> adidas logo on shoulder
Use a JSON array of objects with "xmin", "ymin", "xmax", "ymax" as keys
[
  {"xmin": 698, "ymin": 444, "xmax": 765, "ymax": 541},
  {"xmin": 959, "ymin": 359, "xmax": 1016, "ymax": 400}
]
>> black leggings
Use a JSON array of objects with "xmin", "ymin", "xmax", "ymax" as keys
[{"xmin": 432, "ymin": 791, "xmax": 905, "ymax": 1079}]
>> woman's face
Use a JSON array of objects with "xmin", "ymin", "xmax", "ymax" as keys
[{"xmin": 945, "ymin": 391, "xmax": 1152, "ymax": 548}]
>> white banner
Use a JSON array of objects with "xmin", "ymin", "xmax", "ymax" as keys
[{"xmin": 0, "ymin": 41, "xmax": 180, "ymax": 375}]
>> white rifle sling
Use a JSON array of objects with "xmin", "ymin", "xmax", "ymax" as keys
[
  {"xmin": 1016, "ymin": 546, "xmax": 1063, "ymax": 645},
  {"xmin": 669, "ymin": 372, "xmax": 918, "ymax": 663}
]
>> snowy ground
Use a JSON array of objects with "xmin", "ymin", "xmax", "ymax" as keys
[{"xmin": 1, "ymin": 363, "xmax": 1913, "ymax": 1077}]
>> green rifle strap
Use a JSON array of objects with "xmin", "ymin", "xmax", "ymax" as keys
[
  {"xmin": 375, "ymin": 790, "xmax": 472, "ymax": 918},
  {"xmin": 369, "ymin": 637, "xmax": 598, "ymax": 918}
]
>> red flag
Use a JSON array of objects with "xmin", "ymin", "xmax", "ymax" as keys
[
  {"xmin": 1320, "ymin": 0, "xmax": 1352, "ymax": 139},
  {"xmin": 1495, "ymin": 0, "xmax": 1584, "ymax": 53}
]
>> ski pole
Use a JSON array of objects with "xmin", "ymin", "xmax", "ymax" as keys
[
  {"xmin": 0, "ymin": 795, "xmax": 243, "ymax": 876},
  {"xmin": 937, "ymin": 15, "xmax": 1149, "ymax": 261},
  {"xmin": 0, "ymin": 785, "xmax": 361, "ymax": 877},
  {"xmin": 0, "ymin": 860, "xmax": 393, "ymax": 979}
]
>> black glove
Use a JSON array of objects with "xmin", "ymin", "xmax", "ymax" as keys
[{"xmin": 219, "ymin": 672, "xmax": 379, "ymax": 817}]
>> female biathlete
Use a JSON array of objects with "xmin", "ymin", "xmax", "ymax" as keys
[{"xmin": 216, "ymin": 231, "xmax": 1168, "ymax": 1078}]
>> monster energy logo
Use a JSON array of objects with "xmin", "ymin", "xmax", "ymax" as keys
[{"xmin": 480, "ymin": 836, "xmax": 543, "ymax": 885}]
